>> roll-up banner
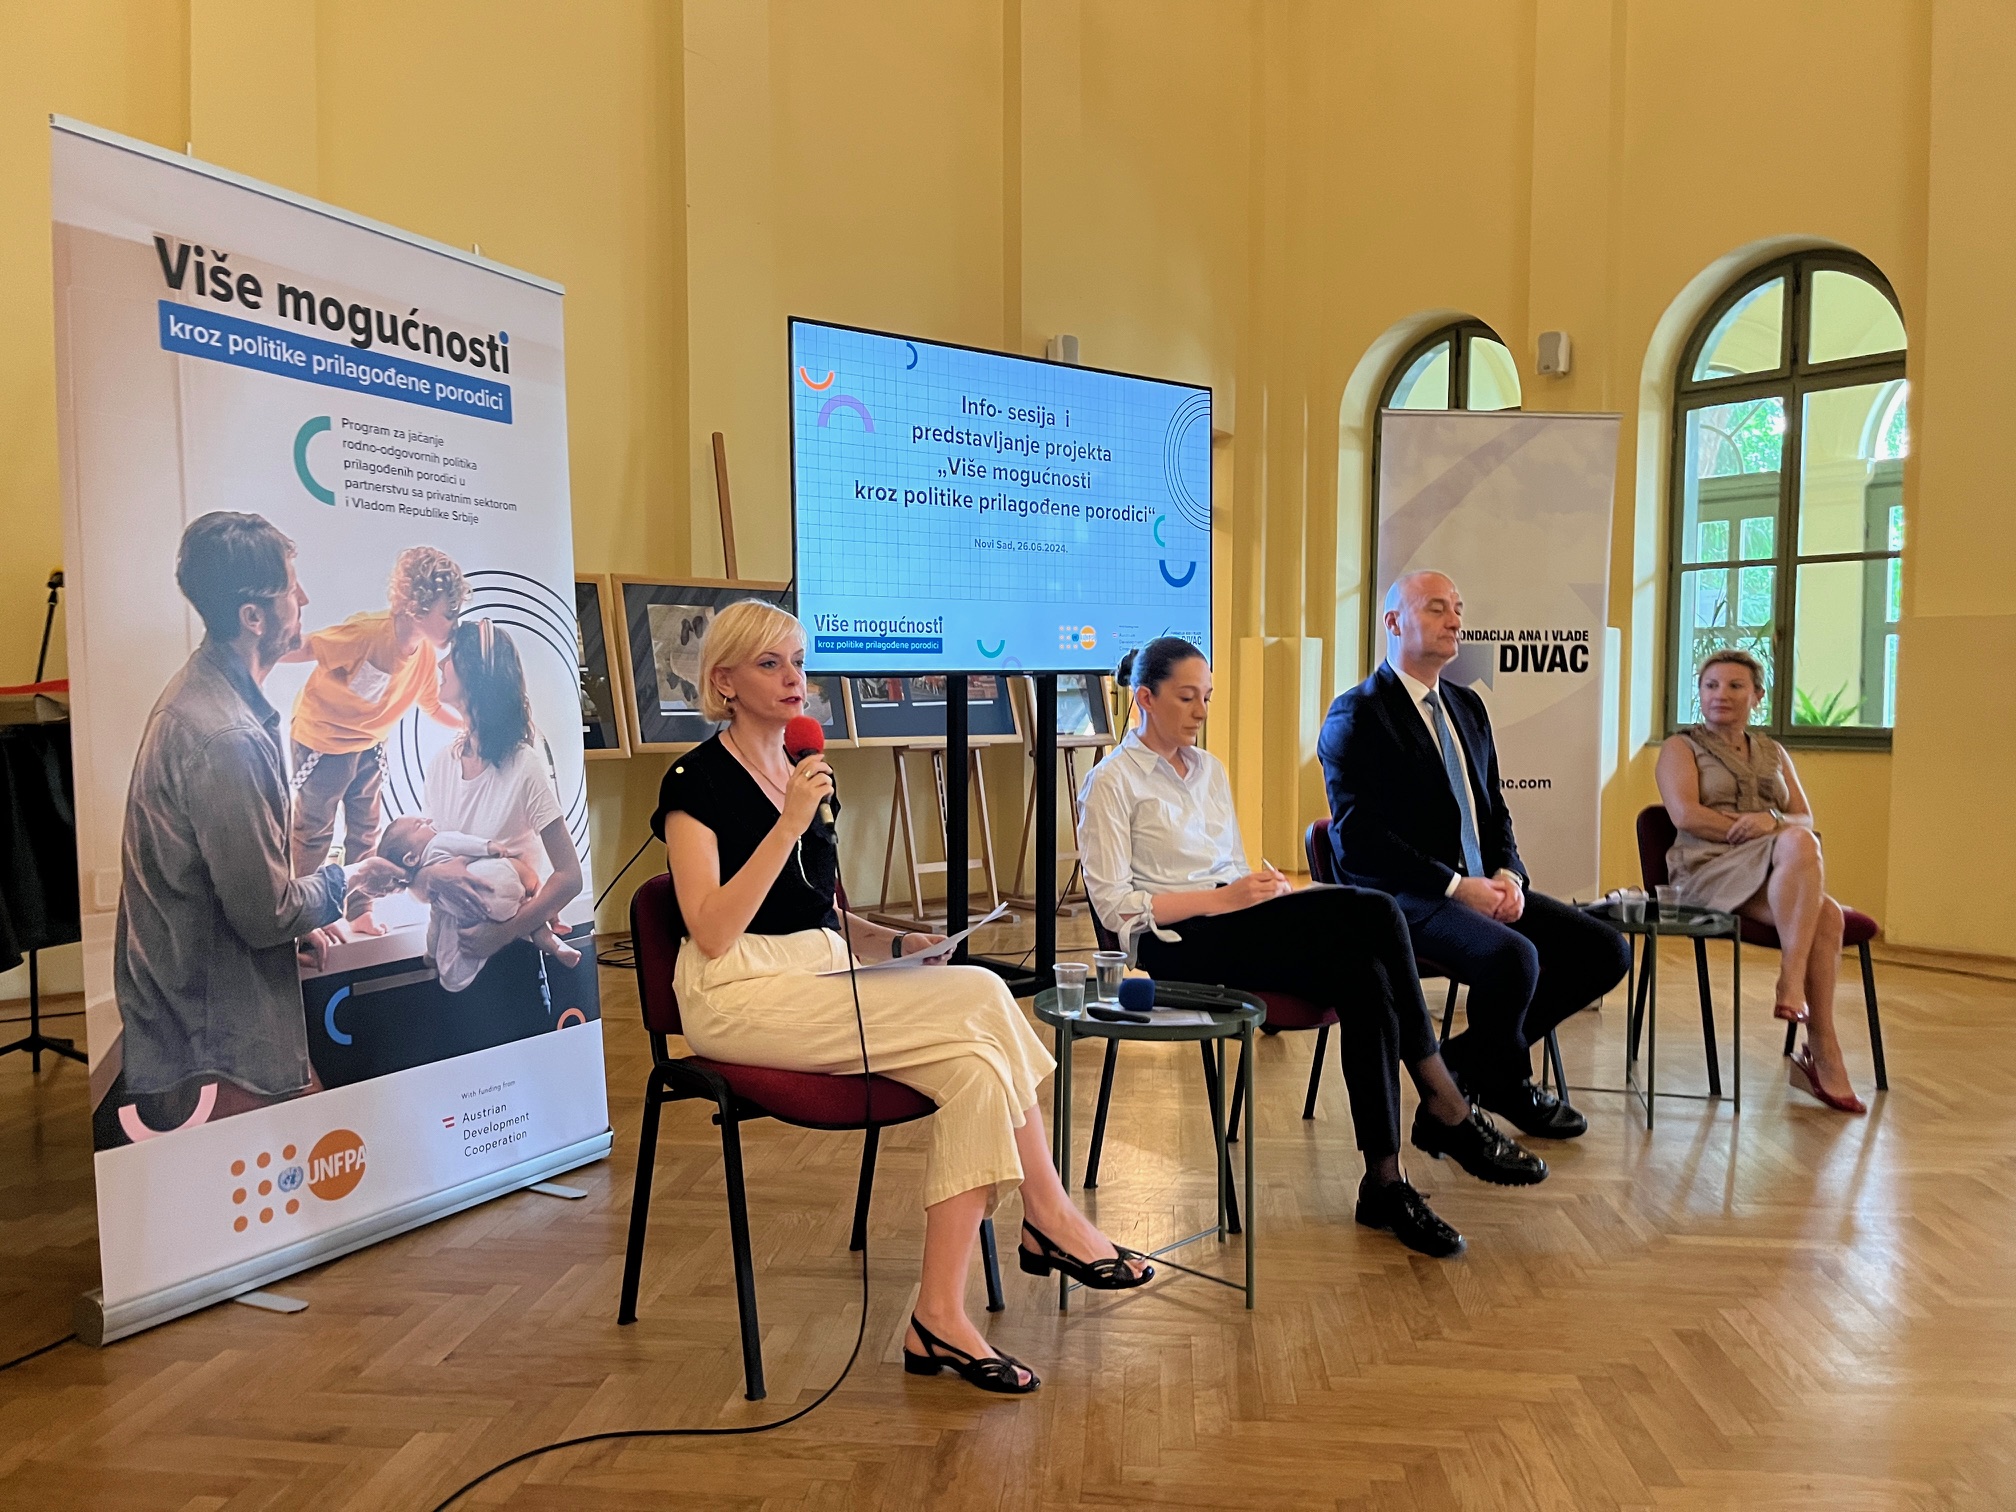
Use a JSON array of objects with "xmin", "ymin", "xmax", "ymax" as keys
[
  {"xmin": 1375, "ymin": 410, "xmax": 1620, "ymax": 899},
  {"xmin": 50, "ymin": 119, "xmax": 608, "ymax": 1344}
]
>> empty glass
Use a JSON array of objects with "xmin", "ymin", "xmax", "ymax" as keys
[
  {"xmin": 1092, "ymin": 950, "xmax": 1127, "ymax": 1002},
  {"xmin": 1656, "ymin": 884, "xmax": 1681, "ymax": 923},
  {"xmin": 1619, "ymin": 889, "xmax": 1647, "ymax": 924},
  {"xmin": 1052, "ymin": 961, "xmax": 1088, "ymax": 1016}
]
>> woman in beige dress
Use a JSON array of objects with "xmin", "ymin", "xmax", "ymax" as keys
[
  {"xmin": 653, "ymin": 600, "xmax": 1149, "ymax": 1396},
  {"xmin": 1654, "ymin": 649, "xmax": 1862, "ymax": 1114}
]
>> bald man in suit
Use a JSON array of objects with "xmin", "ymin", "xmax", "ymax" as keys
[{"xmin": 1317, "ymin": 571, "xmax": 1629, "ymax": 1141}]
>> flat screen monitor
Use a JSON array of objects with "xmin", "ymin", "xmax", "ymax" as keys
[{"xmin": 788, "ymin": 318, "xmax": 1211, "ymax": 675}]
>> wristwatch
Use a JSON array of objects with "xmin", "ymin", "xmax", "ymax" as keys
[{"xmin": 891, "ymin": 933, "xmax": 910, "ymax": 959}]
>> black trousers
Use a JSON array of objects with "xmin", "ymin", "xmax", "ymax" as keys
[
  {"xmin": 1136, "ymin": 885, "xmax": 1439, "ymax": 1159},
  {"xmin": 1395, "ymin": 888, "xmax": 1631, "ymax": 1093}
]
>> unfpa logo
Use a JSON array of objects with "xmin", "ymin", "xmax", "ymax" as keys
[
  {"xmin": 309, "ymin": 1129, "xmax": 368, "ymax": 1201},
  {"xmin": 1058, "ymin": 624, "xmax": 1096, "ymax": 652},
  {"xmin": 226, "ymin": 1129, "xmax": 365, "ymax": 1236}
]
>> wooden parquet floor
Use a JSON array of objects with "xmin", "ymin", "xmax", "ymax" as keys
[{"xmin": 2, "ymin": 935, "xmax": 2013, "ymax": 1510}]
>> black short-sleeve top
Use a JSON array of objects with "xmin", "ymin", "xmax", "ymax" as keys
[{"xmin": 650, "ymin": 735, "xmax": 840, "ymax": 936}]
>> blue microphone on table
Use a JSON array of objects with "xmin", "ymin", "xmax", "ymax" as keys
[{"xmin": 1117, "ymin": 976, "xmax": 1156, "ymax": 1012}]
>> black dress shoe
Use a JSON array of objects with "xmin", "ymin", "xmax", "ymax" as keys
[
  {"xmin": 1354, "ymin": 1176, "xmax": 1463, "ymax": 1258},
  {"xmin": 1475, "ymin": 1079, "xmax": 1588, "ymax": 1139},
  {"xmin": 1410, "ymin": 1106, "xmax": 1548, "ymax": 1185}
]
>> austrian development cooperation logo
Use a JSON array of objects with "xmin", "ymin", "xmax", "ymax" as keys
[{"xmin": 227, "ymin": 1129, "xmax": 366, "ymax": 1234}]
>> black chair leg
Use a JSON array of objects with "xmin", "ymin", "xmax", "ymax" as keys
[
  {"xmin": 1198, "ymin": 1041, "xmax": 1241, "ymax": 1234},
  {"xmin": 1694, "ymin": 938, "xmax": 1722, "ymax": 1098},
  {"xmin": 717, "ymin": 1103, "xmax": 766, "ymax": 1402},
  {"xmin": 617, "ymin": 1071, "xmax": 666, "ymax": 1326},
  {"xmin": 1083, "ymin": 1038, "xmax": 1121, "ymax": 1188},
  {"xmin": 1302, "ymin": 1023, "xmax": 1330, "ymax": 1119},
  {"xmin": 1227, "ymin": 1039, "xmax": 1245, "ymax": 1143},
  {"xmin": 980, "ymin": 1217, "xmax": 1005, "ymax": 1312},
  {"xmin": 1861, "ymin": 942, "xmax": 1888, "ymax": 1091},
  {"xmin": 1628, "ymin": 946, "xmax": 1652, "ymax": 1063},
  {"xmin": 1438, "ymin": 981, "xmax": 1459, "ymax": 1044},
  {"xmin": 850, "ymin": 1126, "xmax": 879, "ymax": 1253},
  {"xmin": 1545, "ymin": 1030, "xmax": 1569, "ymax": 1106}
]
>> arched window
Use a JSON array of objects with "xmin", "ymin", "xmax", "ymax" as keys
[
  {"xmin": 1380, "ymin": 320, "xmax": 1522, "ymax": 415},
  {"xmin": 1668, "ymin": 253, "xmax": 1907, "ymax": 741}
]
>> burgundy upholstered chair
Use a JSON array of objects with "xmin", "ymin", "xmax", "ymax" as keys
[
  {"xmin": 617, "ymin": 871, "xmax": 1003, "ymax": 1401},
  {"xmin": 1635, "ymin": 805, "xmax": 1887, "ymax": 1090}
]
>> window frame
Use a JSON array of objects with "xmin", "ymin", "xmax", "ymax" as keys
[
  {"xmin": 1664, "ymin": 252, "xmax": 1907, "ymax": 750},
  {"xmin": 1367, "ymin": 320, "xmax": 1521, "ymax": 667}
]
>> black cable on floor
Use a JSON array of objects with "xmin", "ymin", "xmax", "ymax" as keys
[
  {"xmin": 425, "ymin": 1275, "xmax": 868, "ymax": 1511},
  {"xmin": 430, "ymin": 805, "xmax": 878, "ymax": 1512},
  {"xmin": 0, "ymin": 1333, "xmax": 77, "ymax": 1374}
]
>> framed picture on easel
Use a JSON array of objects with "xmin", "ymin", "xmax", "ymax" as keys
[
  {"xmin": 574, "ymin": 576, "xmax": 630, "ymax": 759},
  {"xmin": 614, "ymin": 577, "xmax": 774, "ymax": 752},
  {"xmin": 845, "ymin": 674, "xmax": 1024, "ymax": 747},
  {"xmin": 1042, "ymin": 673, "xmax": 1115, "ymax": 747}
]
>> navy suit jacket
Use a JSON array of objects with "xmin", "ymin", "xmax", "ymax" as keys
[{"xmin": 1317, "ymin": 662, "xmax": 1526, "ymax": 901}]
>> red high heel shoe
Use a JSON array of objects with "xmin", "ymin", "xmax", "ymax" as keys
[
  {"xmin": 1773, "ymin": 1000, "xmax": 1811, "ymax": 1024},
  {"xmin": 1788, "ymin": 1049, "xmax": 1865, "ymax": 1114}
]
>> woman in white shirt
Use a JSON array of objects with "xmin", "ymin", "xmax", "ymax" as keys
[
  {"xmin": 421, "ymin": 619, "xmax": 584, "ymax": 982},
  {"xmin": 1079, "ymin": 638, "xmax": 1546, "ymax": 1258}
]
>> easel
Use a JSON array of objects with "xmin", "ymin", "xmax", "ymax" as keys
[
  {"xmin": 871, "ymin": 744, "xmax": 1001, "ymax": 928},
  {"xmin": 1010, "ymin": 738, "xmax": 1108, "ymax": 915},
  {"xmin": 712, "ymin": 432, "xmax": 740, "ymax": 579},
  {"xmin": 1, "ymin": 570, "xmax": 86, "ymax": 1071}
]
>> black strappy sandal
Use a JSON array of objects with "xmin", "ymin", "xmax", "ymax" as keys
[
  {"xmin": 1016, "ymin": 1221, "xmax": 1154, "ymax": 1289},
  {"xmin": 901, "ymin": 1315, "xmax": 1040, "ymax": 1394}
]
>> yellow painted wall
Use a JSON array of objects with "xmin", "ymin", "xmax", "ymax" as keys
[{"xmin": 0, "ymin": 0, "xmax": 2003, "ymax": 964}]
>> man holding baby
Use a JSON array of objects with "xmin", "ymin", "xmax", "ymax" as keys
[{"xmin": 114, "ymin": 513, "xmax": 406, "ymax": 1119}]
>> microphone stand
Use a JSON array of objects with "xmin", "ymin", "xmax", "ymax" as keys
[{"xmin": 2, "ymin": 570, "xmax": 86, "ymax": 1070}]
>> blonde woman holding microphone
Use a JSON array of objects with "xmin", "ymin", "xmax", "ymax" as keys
[{"xmin": 651, "ymin": 600, "xmax": 1150, "ymax": 1396}]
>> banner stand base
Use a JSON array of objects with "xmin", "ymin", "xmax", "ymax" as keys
[
  {"xmin": 232, "ymin": 1291, "xmax": 308, "ymax": 1314},
  {"xmin": 75, "ymin": 1130, "xmax": 613, "ymax": 1346}
]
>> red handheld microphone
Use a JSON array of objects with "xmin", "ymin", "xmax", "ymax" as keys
[{"xmin": 783, "ymin": 714, "xmax": 834, "ymax": 826}]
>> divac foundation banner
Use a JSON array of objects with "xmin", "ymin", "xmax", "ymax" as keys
[
  {"xmin": 1376, "ymin": 409, "xmax": 1620, "ymax": 900},
  {"xmin": 50, "ymin": 119, "xmax": 609, "ymax": 1343}
]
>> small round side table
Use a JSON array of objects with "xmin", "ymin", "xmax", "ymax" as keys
[
  {"xmin": 1580, "ymin": 899, "xmax": 1742, "ymax": 1129},
  {"xmin": 1032, "ymin": 984, "xmax": 1264, "ymax": 1309}
]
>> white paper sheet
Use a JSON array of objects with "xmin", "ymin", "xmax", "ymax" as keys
[{"xmin": 819, "ymin": 903, "xmax": 1014, "ymax": 975}]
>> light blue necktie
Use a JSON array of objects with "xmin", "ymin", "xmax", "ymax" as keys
[{"xmin": 1424, "ymin": 687, "xmax": 1486, "ymax": 879}]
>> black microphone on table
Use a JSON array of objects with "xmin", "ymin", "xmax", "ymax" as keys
[{"xmin": 783, "ymin": 714, "xmax": 835, "ymax": 827}]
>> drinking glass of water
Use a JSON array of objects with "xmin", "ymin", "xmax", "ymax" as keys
[
  {"xmin": 1092, "ymin": 950, "xmax": 1127, "ymax": 1002},
  {"xmin": 1655, "ymin": 884, "xmax": 1680, "ymax": 923},
  {"xmin": 1053, "ymin": 962, "xmax": 1088, "ymax": 1016}
]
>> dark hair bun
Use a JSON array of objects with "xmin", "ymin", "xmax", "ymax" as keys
[{"xmin": 1121, "ymin": 636, "xmax": 1205, "ymax": 696}]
